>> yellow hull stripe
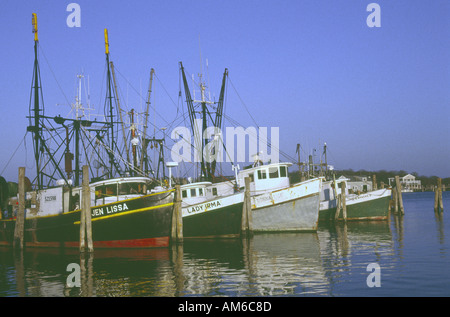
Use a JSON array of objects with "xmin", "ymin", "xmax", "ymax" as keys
[
  {"xmin": 0, "ymin": 190, "xmax": 175, "ymax": 222},
  {"xmin": 92, "ymin": 189, "xmax": 174, "ymax": 209},
  {"xmin": 73, "ymin": 202, "xmax": 174, "ymax": 224}
]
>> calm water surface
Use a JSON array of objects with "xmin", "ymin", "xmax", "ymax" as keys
[{"xmin": 1, "ymin": 192, "xmax": 449, "ymax": 297}]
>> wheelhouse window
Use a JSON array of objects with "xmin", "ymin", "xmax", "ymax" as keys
[
  {"xmin": 269, "ymin": 167, "xmax": 279, "ymax": 179},
  {"xmin": 95, "ymin": 186, "xmax": 103, "ymax": 200},
  {"xmin": 95, "ymin": 184, "xmax": 117, "ymax": 200},
  {"xmin": 212, "ymin": 187, "xmax": 218, "ymax": 196},
  {"xmin": 257, "ymin": 169, "xmax": 267, "ymax": 180},
  {"xmin": 182, "ymin": 190, "xmax": 187, "ymax": 198},
  {"xmin": 118, "ymin": 182, "xmax": 145, "ymax": 195},
  {"xmin": 199, "ymin": 188, "xmax": 203, "ymax": 196},
  {"xmin": 280, "ymin": 166, "xmax": 287, "ymax": 177},
  {"xmin": 190, "ymin": 188, "xmax": 197, "ymax": 197}
]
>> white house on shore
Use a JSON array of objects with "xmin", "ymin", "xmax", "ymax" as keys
[
  {"xmin": 388, "ymin": 174, "xmax": 421, "ymax": 192},
  {"xmin": 346, "ymin": 175, "xmax": 373, "ymax": 193}
]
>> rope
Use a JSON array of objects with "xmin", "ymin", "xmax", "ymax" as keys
[{"xmin": 1, "ymin": 133, "xmax": 27, "ymax": 175}]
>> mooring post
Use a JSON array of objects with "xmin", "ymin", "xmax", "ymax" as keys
[
  {"xmin": 372, "ymin": 174, "xmax": 377, "ymax": 190},
  {"xmin": 341, "ymin": 181, "xmax": 347, "ymax": 221},
  {"xmin": 334, "ymin": 194, "xmax": 341, "ymax": 221},
  {"xmin": 80, "ymin": 166, "xmax": 93, "ymax": 252},
  {"xmin": 82, "ymin": 166, "xmax": 93, "ymax": 252},
  {"xmin": 435, "ymin": 178, "xmax": 444, "ymax": 213},
  {"xmin": 13, "ymin": 167, "xmax": 26, "ymax": 250},
  {"xmin": 241, "ymin": 177, "xmax": 252, "ymax": 237},
  {"xmin": 171, "ymin": 185, "xmax": 183, "ymax": 244},
  {"xmin": 175, "ymin": 185, "xmax": 183, "ymax": 243},
  {"xmin": 393, "ymin": 187, "xmax": 399, "ymax": 214},
  {"xmin": 245, "ymin": 177, "xmax": 253, "ymax": 236},
  {"xmin": 395, "ymin": 176, "xmax": 404, "ymax": 215},
  {"xmin": 434, "ymin": 184, "xmax": 438, "ymax": 211}
]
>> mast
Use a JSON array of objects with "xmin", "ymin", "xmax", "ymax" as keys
[
  {"xmin": 211, "ymin": 68, "xmax": 228, "ymax": 177},
  {"xmin": 179, "ymin": 62, "xmax": 228, "ymax": 181},
  {"xmin": 104, "ymin": 29, "xmax": 116, "ymax": 178},
  {"xmin": 29, "ymin": 13, "xmax": 42, "ymax": 189},
  {"xmin": 130, "ymin": 109, "xmax": 138, "ymax": 175},
  {"xmin": 200, "ymin": 81, "xmax": 210, "ymax": 180},
  {"xmin": 110, "ymin": 61, "xmax": 130, "ymax": 168},
  {"xmin": 140, "ymin": 68, "xmax": 154, "ymax": 173}
]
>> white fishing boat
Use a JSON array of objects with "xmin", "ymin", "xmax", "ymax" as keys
[
  {"xmin": 319, "ymin": 177, "xmax": 391, "ymax": 221},
  {"xmin": 236, "ymin": 161, "xmax": 322, "ymax": 232}
]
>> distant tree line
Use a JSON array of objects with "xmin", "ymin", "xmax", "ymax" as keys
[{"xmin": 289, "ymin": 168, "xmax": 450, "ymax": 188}]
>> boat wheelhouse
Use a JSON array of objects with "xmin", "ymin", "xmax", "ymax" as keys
[
  {"xmin": 236, "ymin": 162, "xmax": 291, "ymax": 195},
  {"xmin": 235, "ymin": 161, "xmax": 322, "ymax": 232}
]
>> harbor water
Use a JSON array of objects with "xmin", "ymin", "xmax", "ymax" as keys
[{"xmin": 1, "ymin": 191, "xmax": 449, "ymax": 297}]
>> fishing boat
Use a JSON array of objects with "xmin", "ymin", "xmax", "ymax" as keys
[
  {"xmin": 295, "ymin": 142, "xmax": 392, "ymax": 222},
  {"xmin": 236, "ymin": 161, "xmax": 322, "ymax": 232},
  {"xmin": 177, "ymin": 62, "xmax": 322, "ymax": 233},
  {"xmin": 179, "ymin": 181, "xmax": 244, "ymax": 238},
  {"xmin": 0, "ymin": 177, "xmax": 174, "ymax": 248},
  {"xmin": 176, "ymin": 63, "xmax": 246, "ymax": 238},
  {"xmin": 319, "ymin": 177, "xmax": 391, "ymax": 222},
  {"xmin": 0, "ymin": 16, "xmax": 174, "ymax": 249}
]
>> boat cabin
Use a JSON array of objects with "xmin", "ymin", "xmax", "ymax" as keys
[
  {"xmin": 320, "ymin": 176, "xmax": 349, "ymax": 202},
  {"xmin": 180, "ymin": 181, "xmax": 211, "ymax": 206},
  {"xmin": 91, "ymin": 176, "xmax": 152, "ymax": 206},
  {"xmin": 18, "ymin": 176, "xmax": 158, "ymax": 219},
  {"xmin": 237, "ymin": 162, "xmax": 292, "ymax": 195},
  {"xmin": 180, "ymin": 180, "xmax": 236, "ymax": 207}
]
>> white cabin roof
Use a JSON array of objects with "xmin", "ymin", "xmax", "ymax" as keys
[
  {"xmin": 180, "ymin": 181, "xmax": 212, "ymax": 190},
  {"xmin": 90, "ymin": 176, "xmax": 152, "ymax": 187},
  {"xmin": 238, "ymin": 162, "xmax": 293, "ymax": 176}
]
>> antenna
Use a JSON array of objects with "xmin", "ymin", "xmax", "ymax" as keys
[{"xmin": 198, "ymin": 35, "xmax": 203, "ymax": 82}]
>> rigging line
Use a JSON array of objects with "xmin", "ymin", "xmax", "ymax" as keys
[
  {"xmin": 98, "ymin": 63, "xmax": 107, "ymax": 116},
  {"xmin": 112, "ymin": 66, "xmax": 173, "ymax": 127},
  {"xmin": 93, "ymin": 129, "xmax": 148, "ymax": 178},
  {"xmin": 1, "ymin": 133, "xmax": 27, "ymax": 175},
  {"xmin": 228, "ymin": 76, "xmax": 259, "ymax": 129},
  {"xmin": 39, "ymin": 45, "xmax": 71, "ymax": 107},
  {"xmin": 154, "ymin": 72, "xmax": 179, "ymax": 112},
  {"xmin": 222, "ymin": 113, "xmax": 297, "ymax": 163},
  {"xmin": 223, "ymin": 113, "xmax": 297, "ymax": 163}
]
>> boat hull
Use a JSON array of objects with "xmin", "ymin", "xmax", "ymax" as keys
[
  {"xmin": 0, "ymin": 190, "xmax": 174, "ymax": 248},
  {"xmin": 251, "ymin": 178, "xmax": 321, "ymax": 232},
  {"xmin": 319, "ymin": 189, "xmax": 391, "ymax": 222},
  {"xmin": 182, "ymin": 193, "xmax": 244, "ymax": 239}
]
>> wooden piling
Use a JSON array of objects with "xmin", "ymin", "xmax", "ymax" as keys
[
  {"xmin": 393, "ymin": 187, "xmax": 398, "ymax": 213},
  {"xmin": 13, "ymin": 167, "xmax": 26, "ymax": 250},
  {"xmin": 372, "ymin": 175, "xmax": 377, "ymax": 190},
  {"xmin": 341, "ymin": 181, "xmax": 347, "ymax": 221},
  {"xmin": 395, "ymin": 176, "xmax": 404, "ymax": 215},
  {"xmin": 175, "ymin": 185, "xmax": 183, "ymax": 243},
  {"xmin": 435, "ymin": 178, "xmax": 444, "ymax": 213},
  {"xmin": 333, "ymin": 182, "xmax": 347, "ymax": 221},
  {"xmin": 80, "ymin": 165, "xmax": 93, "ymax": 252},
  {"xmin": 171, "ymin": 185, "xmax": 183, "ymax": 243},
  {"xmin": 334, "ymin": 194, "xmax": 341, "ymax": 221},
  {"xmin": 241, "ymin": 177, "xmax": 253, "ymax": 237}
]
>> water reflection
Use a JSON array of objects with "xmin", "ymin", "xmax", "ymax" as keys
[
  {"xmin": 180, "ymin": 234, "xmax": 326, "ymax": 296},
  {"xmin": 1, "ymin": 219, "xmax": 397, "ymax": 297},
  {"xmin": 434, "ymin": 212, "xmax": 445, "ymax": 245}
]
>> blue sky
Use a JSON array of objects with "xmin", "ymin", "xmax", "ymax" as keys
[{"xmin": 0, "ymin": 0, "xmax": 449, "ymax": 182}]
